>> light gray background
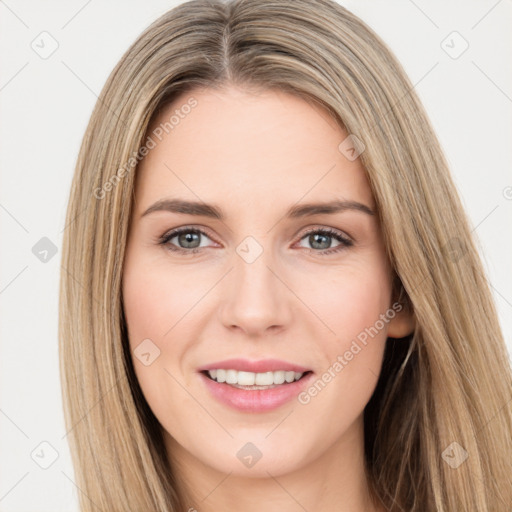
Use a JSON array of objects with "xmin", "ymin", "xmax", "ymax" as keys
[{"xmin": 1, "ymin": 1, "xmax": 511, "ymax": 510}]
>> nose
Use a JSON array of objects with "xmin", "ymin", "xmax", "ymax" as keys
[{"xmin": 218, "ymin": 241, "xmax": 293, "ymax": 337}]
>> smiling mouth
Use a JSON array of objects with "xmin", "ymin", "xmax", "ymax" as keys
[{"xmin": 201, "ymin": 369, "xmax": 313, "ymax": 390}]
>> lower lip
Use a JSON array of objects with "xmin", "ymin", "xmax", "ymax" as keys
[{"xmin": 199, "ymin": 372, "xmax": 314, "ymax": 412}]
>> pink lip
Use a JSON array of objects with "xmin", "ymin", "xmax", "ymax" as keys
[
  {"xmin": 198, "ymin": 360, "xmax": 314, "ymax": 412},
  {"xmin": 198, "ymin": 358, "xmax": 310, "ymax": 373}
]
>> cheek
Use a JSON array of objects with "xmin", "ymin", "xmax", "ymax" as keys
[
  {"xmin": 122, "ymin": 253, "xmax": 201, "ymax": 349},
  {"xmin": 123, "ymin": 274, "xmax": 165, "ymax": 342},
  {"xmin": 299, "ymin": 260, "xmax": 391, "ymax": 348},
  {"xmin": 293, "ymin": 262, "xmax": 391, "ymax": 420},
  {"xmin": 122, "ymin": 264, "xmax": 191, "ymax": 446},
  {"xmin": 121, "ymin": 248, "xmax": 223, "ymax": 413},
  {"xmin": 336, "ymin": 278, "xmax": 389, "ymax": 345},
  {"xmin": 121, "ymin": 251, "xmax": 190, "ymax": 403}
]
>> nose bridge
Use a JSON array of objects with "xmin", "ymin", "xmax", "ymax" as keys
[
  {"xmin": 233, "ymin": 233, "xmax": 281, "ymax": 303},
  {"xmin": 218, "ymin": 233, "xmax": 291, "ymax": 334}
]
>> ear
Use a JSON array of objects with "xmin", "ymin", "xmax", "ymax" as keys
[
  {"xmin": 387, "ymin": 279, "xmax": 415, "ymax": 338},
  {"xmin": 387, "ymin": 305, "xmax": 415, "ymax": 338}
]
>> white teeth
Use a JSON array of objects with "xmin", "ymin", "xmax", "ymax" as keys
[
  {"xmin": 255, "ymin": 371, "xmax": 274, "ymax": 386},
  {"xmin": 226, "ymin": 369, "xmax": 237, "ymax": 384},
  {"xmin": 207, "ymin": 369, "xmax": 305, "ymax": 386},
  {"xmin": 237, "ymin": 371, "xmax": 255, "ymax": 386},
  {"xmin": 273, "ymin": 371, "xmax": 285, "ymax": 385}
]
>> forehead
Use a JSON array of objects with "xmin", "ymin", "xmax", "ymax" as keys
[{"xmin": 134, "ymin": 86, "xmax": 374, "ymax": 213}]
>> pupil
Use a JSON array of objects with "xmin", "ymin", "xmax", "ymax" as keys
[
  {"xmin": 311, "ymin": 233, "xmax": 330, "ymax": 250},
  {"xmin": 180, "ymin": 232, "xmax": 200, "ymax": 248}
]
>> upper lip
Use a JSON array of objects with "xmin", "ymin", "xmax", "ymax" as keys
[{"xmin": 198, "ymin": 358, "xmax": 311, "ymax": 373}]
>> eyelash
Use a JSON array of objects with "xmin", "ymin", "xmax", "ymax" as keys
[{"xmin": 157, "ymin": 226, "xmax": 354, "ymax": 256}]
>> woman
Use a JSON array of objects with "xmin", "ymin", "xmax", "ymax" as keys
[{"xmin": 59, "ymin": 0, "xmax": 512, "ymax": 510}]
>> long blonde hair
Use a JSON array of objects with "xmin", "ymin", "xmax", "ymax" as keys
[{"xmin": 59, "ymin": 0, "xmax": 512, "ymax": 510}]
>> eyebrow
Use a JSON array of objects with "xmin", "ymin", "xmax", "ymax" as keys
[{"xmin": 141, "ymin": 198, "xmax": 374, "ymax": 219}]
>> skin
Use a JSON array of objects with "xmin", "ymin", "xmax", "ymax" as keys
[{"xmin": 122, "ymin": 85, "xmax": 415, "ymax": 512}]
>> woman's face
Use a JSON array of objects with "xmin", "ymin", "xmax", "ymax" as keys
[{"xmin": 122, "ymin": 85, "xmax": 413, "ymax": 479}]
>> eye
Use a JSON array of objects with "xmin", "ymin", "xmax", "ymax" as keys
[
  {"xmin": 158, "ymin": 227, "xmax": 216, "ymax": 254},
  {"xmin": 296, "ymin": 227, "xmax": 353, "ymax": 255}
]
